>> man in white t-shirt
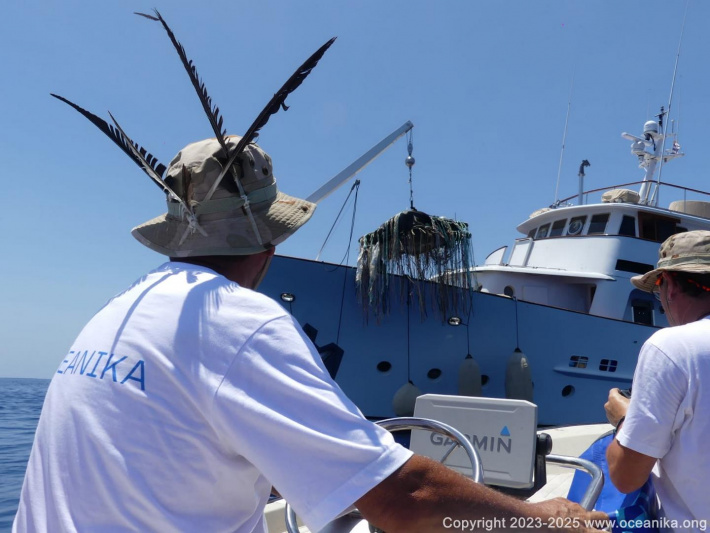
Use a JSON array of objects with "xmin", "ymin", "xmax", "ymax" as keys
[
  {"xmin": 14, "ymin": 134, "xmax": 608, "ymax": 533},
  {"xmin": 606, "ymin": 230, "xmax": 710, "ymax": 526},
  {"xmin": 15, "ymin": 15, "xmax": 608, "ymax": 532}
]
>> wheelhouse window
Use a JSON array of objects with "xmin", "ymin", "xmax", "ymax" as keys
[
  {"xmin": 638, "ymin": 212, "xmax": 682, "ymax": 243},
  {"xmin": 550, "ymin": 219, "xmax": 566, "ymax": 237},
  {"xmin": 631, "ymin": 299, "xmax": 654, "ymax": 326},
  {"xmin": 536, "ymin": 223, "xmax": 551, "ymax": 239},
  {"xmin": 567, "ymin": 216, "xmax": 586, "ymax": 236},
  {"xmin": 619, "ymin": 215, "xmax": 636, "ymax": 237},
  {"xmin": 588, "ymin": 213, "xmax": 610, "ymax": 234}
]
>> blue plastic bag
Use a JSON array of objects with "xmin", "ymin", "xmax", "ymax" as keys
[
  {"xmin": 609, "ymin": 479, "xmax": 659, "ymax": 533},
  {"xmin": 567, "ymin": 432, "xmax": 658, "ymax": 532}
]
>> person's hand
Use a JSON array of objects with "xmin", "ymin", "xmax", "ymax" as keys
[
  {"xmin": 529, "ymin": 498, "xmax": 610, "ymax": 532},
  {"xmin": 604, "ymin": 388, "xmax": 630, "ymax": 427}
]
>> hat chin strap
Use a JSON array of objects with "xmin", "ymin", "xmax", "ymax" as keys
[
  {"xmin": 173, "ymin": 183, "xmax": 277, "ymax": 247},
  {"xmin": 167, "ymin": 183, "xmax": 278, "ymax": 217},
  {"xmin": 195, "ymin": 156, "xmax": 264, "ymax": 247},
  {"xmin": 177, "ymin": 176, "xmax": 262, "ymax": 249},
  {"xmin": 178, "ymin": 215, "xmax": 205, "ymax": 246}
]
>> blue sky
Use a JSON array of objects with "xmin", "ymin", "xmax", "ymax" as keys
[{"xmin": 2, "ymin": 1, "xmax": 708, "ymax": 378}]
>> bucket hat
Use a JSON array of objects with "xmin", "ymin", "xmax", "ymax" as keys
[
  {"xmin": 132, "ymin": 136, "xmax": 315, "ymax": 256},
  {"xmin": 631, "ymin": 230, "xmax": 710, "ymax": 291},
  {"xmin": 52, "ymin": 10, "xmax": 333, "ymax": 257}
]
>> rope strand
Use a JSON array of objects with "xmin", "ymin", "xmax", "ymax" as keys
[{"xmin": 316, "ymin": 180, "xmax": 360, "ymax": 262}]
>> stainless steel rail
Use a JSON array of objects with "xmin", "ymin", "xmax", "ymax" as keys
[
  {"xmin": 546, "ymin": 453, "xmax": 604, "ymax": 511},
  {"xmin": 285, "ymin": 425, "xmax": 604, "ymax": 532},
  {"xmin": 285, "ymin": 416, "xmax": 484, "ymax": 533},
  {"xmin": 376, "ymin": 417, "xmax": 484, "ymax": 483}
]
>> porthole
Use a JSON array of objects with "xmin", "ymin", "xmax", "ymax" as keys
[
  {"xmin": 599, "ymin": 359, "xmax": 618, "ymax": 372},
  {"xmin": 376, "ymin": 361, "xmax": 392, "ymax": 373},
  {"xmin": 568, "ymin": 216, "xmax": 586, "ymax": 235},
  {"xmin": 481, "ymin": 375, "xmax": 490, "ymax": 386},
  {"xmin": 503, "ymin": 286, "xmax": 515, "ymax": 297},
  {"xmin": 427, "ymin": 368, "xmax": 442, "ymax": 380},
  {"xmin": 561, "ymin": 385, "xmax": 575, "ymax": 397},
  {"xmin": 569, "ymin": 355, "xmax": 588, "ymax": 369}
]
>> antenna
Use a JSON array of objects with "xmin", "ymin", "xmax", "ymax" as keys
[
  {"xmin": 649, "ymin": 1, "xmax": 689, "ymax": 206},
  {"xmin": 554, "ymin": 69, "xmax": 575, "ymax": 205}
]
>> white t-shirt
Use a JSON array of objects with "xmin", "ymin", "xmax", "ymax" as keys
[
  {"xmin": 617, "ymin": 316, "xmax": 710, "ymax": 526},
  {"xmin": 14, "ymin": 262, "xmax": 412, "ymax": 533}
]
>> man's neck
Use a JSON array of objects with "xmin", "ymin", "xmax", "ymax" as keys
[
  {"xmin": 169, "ymin": 251, "xmax": 273, "ymax": 289},
  {"xmin": 675, "ymin": 295, "xmax": 710, "ymax": 325}
]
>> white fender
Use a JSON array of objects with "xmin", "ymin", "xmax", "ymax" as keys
[
  {"xmin": 505, "ymin": 348, "xmax": 533, "ymax": 402},
  {"xmin": 392, "ymin": 381, "xmax": 421, "ymax": 417},
  {"xmin": 457, "ymin": 354, "xmax": 482, "ymax": 396}
]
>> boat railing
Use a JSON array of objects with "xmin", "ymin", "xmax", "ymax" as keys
[{"xmin": 555, "ymin": 180, "xmax": 710, "ymax": 215}]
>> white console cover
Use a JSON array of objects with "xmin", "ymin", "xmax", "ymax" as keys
[{"xmin": 411, "ymin": 394, "xmax": 538, "ymax": 488}]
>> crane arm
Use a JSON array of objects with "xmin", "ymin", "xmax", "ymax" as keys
[{"xmin": 306, "ymin": 121, "xmax": 414, "ymax": 204}]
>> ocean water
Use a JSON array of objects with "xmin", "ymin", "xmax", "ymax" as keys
[{"xmin": 0, "ymin": 378, "xmax": 50, "ymax": 532}]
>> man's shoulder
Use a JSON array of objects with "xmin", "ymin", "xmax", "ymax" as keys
[
  {"xmin": 136, "ymin": 262, "xmax": 289, "ymax": 318},
  {"xmin": 234, "ymin": 285, "xmax": 289, "ymax": 315},
  {"xmin": 648, "ymin": 318, "xmax": 710, "ymax": 343},
  {"xmin": 643, "ymin": 320, "xmax": 710, "ymax": 371}
]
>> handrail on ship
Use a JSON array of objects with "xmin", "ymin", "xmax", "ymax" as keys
[{"xmin": 555, "ymin": 180, "xmax": 710, "ymax": 208}]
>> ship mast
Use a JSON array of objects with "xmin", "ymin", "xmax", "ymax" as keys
[
  {"xmin": 648, "ymin": 2, "xmax": 689, "ymax": 206},
  {"xmin": 622, "ymin": 2, "xmax": 688, "ymax": 206}
]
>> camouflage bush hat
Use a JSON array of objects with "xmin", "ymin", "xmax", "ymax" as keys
[
  {"xmin": 631, "ymin": 230, "xmax": 710, "ymax": 291},
  {"xmin": 131, "ymin": 136, "xmax": 315, "ymax": 257},
  {"xmin": 51, "ymin": 11, "xmax": 334, "ymax": 258}
]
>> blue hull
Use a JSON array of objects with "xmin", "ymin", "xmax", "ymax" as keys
[{"xmin": 259, "ymin": 255, "xmax": 657, "ymax": 425}]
